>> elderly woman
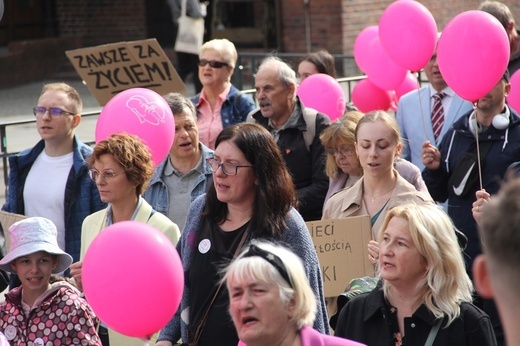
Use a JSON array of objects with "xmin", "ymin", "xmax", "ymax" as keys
[
  {"xmin": 70, "ymin": 133, "xmax": 180, "ymax": 346},
  {"xmin": 224, "ymin": 241, "xmax": 364, "ymax": 346},
  {"xmin": 191, "ymin": 38, "xmax": 255, "ymax": 149},
  {"xmin": 334, "ymin": 203, "xmax": 497, "ymax": 345},
  {"xmin": 155, "ymin": 123, "xmax": 328, "ymax": 346}
]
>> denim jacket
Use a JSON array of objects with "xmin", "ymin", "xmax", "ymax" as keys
[
  {"xmin": 2, "ymin": 136, "xmax": 106, "ymax": 263},
  {"xmin": 143, "ymin": 144, "xmax": 214, "ymax": 221},
  {"xmin": 191, "ymin": 84, "xmax": 255, "ymax": 127}
]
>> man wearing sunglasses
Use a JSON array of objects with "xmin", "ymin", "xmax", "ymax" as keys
[
  {"xmin": 248, "ymin": 56, "xmax": 330, "ymax": 222},
  {"xmin": 2, "ymin": 82, "xmax": 106, "ymax": 288}
]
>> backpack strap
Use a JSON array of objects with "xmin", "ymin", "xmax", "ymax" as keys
[
  {"xmin": 246, "ymin": 108, "xmax": 258, "ymax": 123},
  {"xmin": 302, "ymin": 108, "xmax": 318, "ymax": 152},
  {"xmin": 247, "ymin": 107, "xmax": 317, "ymax": 152}
]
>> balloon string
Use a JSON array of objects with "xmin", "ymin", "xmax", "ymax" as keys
[
  {"xmin": 414, "ymin": 72, "xmax": 429, "ymax": 144},
  {"xmin": 473, "ymin": 101, "xmax": 483, "ymax": 190}
]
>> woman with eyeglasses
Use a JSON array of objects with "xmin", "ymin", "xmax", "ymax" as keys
[
  {"xmin": 70, "ymin": 133, "xmax": 180, "ymax": 346},
  {"xmin": 155, "ymin": 123, "xmax": 328, "ymax": 346},
  {"xmin": 191, "ymin": 38, "xmax": 256, "ymax": 150}
]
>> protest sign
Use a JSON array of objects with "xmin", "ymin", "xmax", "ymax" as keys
[
  {"xmin": 0, "ymin": 211, "xmax": 26, "ymax": 252},
  {"xmin": 306, "ymin": 216, "xmax": 374, "ymax": 297},
  {"xmin": 66, "ymin": 39, "xmax": 186, "ymax": 105}
]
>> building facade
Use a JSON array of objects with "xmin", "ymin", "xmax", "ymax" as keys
[{"xmin": 0, "ymin": 0, "xmax": 517, "ymax": 88}]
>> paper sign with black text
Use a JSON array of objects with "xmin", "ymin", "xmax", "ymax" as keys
[
  {"xmin": 66, "ymin": 39, "xmax": 186, "ymax": 106},
  {"xmin": 306, "ymin": 216, "xmax": 374, "ymax": 297}
]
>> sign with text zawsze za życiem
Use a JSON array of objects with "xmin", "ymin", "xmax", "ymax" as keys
[
  {"xmin": 306, "ymin": 216, "xmax": 374, "ymax": 297},
  {"xmin": 66, "ymin": 39, "xmax": 186, "ymax": 106}
]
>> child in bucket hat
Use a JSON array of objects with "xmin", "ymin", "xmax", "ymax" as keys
[{"xmin": 0, "ymin": 217, "xmax": 102, "ymax": 345}]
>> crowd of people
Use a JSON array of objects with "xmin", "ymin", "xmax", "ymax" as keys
[{"xmin": 0, "ymin": 1, "xmax": 518, "ymax": 345}]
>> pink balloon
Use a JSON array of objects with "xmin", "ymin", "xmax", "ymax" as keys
[
  {"xmin": 354, "ymin": 26, "xmax": 379, "ymax": 73},
  {"xmin": 297, "ymin": 73, "xmax": 345, "ymax": 121},
  {"xmin": 351, "ymin": 79, "xmax": 393, "ymax": 113},
  {"xmin": 437, "ymin": 11, "xmax": 510, "ymax": 102},
  {"xmin": 507, "ymin": 70, "xmax": 520, "ymax": 114},
  {"xmin": 83, "ymin": 221, "xmax": 183, "ymax": 339},
  {"xmin": 379, "ymin": 0, "xmax": 437, "ymax": 72},
  {"xmin": 364, "ymin": 36, "xmax": 407, "ymax": 91},
  {"xmin": 395, "ymin": 71, "xmax": 419, "ymax": 101},
  {"xmin": 96, "ymin": 88, "xmax": 175, "ymax": 166}
]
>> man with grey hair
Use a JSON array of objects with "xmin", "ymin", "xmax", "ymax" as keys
[
  {"xmin": 248, "ymin": 56, "xmax": 330, "ymax": 221},
  {"xmin": 479, "ymin": 0, "xmax": 520, "ymax": 74}
]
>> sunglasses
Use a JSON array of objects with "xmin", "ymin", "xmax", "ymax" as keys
[{"xmin": 198, "ymin": 59, "xmax": 228, "ymax": 68}]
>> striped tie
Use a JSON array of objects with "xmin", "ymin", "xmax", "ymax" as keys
[{"xmin": 431, "ymin": 92, "xmax": 445, "ymax": 141}]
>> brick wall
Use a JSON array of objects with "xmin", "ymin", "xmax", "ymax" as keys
[
  {"xmin": 55, "ymin": 0, "xmax": 147, "ymax": 47},
  {"xmin": 0, "ymin": 37, "xmax": 82, "ymax": 87},
  {"xmin": 1, "ymin": 0, "xmax": 520, "ymax": 89},
  {"xmin": 281, "ymin": 0, "xmax": 344, "ymax": 53},
  {"xmin": 278, "ymin": 0, "xmax": 520, "ymax": 75},
  {"xmin": 339, "ymin": 0, "xmax": 482, "ymax": 57}
]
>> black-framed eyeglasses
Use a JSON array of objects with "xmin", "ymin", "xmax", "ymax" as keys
[
  {"xmin": 206, "ymin": 158, "xmax": 253, "ymax": 176},
  {"xmin": 198, "ymin": 59, "xmax": 228, "ymax": 68},
  {"xmin": 88, "ymin": 169, "xmax": 124, "ymax": 182},
  {"xmin": 33, "ymin": 107, "xmax": 76, "ymax": 119},
  {"xmin": 327, "ymin": 146, "xmax": 356, "ymax": 157}
]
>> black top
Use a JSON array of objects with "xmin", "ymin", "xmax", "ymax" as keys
[
  {"xmin": 188, "ymin": 218, "xmax": 248, "ymax": 345},
  {"xmin": 334, "ymin": 287, "xmax": 497, "ymax": 346}
]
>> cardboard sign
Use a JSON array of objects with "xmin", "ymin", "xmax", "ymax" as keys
[
  {"xmin": 0, "ymin": 211, "xmax": 26, "ymax": 252},
  {"xmin": 306, "ymin": 216, "xmax": 374, "ymax": 297},
  {"xmin": 66, "ymin": 39, "xmax": 186, "ymax": 106}
]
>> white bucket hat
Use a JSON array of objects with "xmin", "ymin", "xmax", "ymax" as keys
[{"xmin": 0, "ymin": 217, "xmax": 73, "ymax": 274}]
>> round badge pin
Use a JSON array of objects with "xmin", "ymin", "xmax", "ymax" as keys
[{"xmin": 198, "ymin": 238, "xmax": 211, "ymax": 254}]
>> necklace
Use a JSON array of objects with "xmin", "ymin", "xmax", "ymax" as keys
[{"xmin": 364, "ymin": 185, "xmax": 396, "ymax": 204}]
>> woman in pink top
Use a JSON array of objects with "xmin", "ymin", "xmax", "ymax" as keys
[
  {"xmin": 191, "ymin": 38, "xmax": 255, "ymax": 149},
  {"xmin": 224, "ymin": 241, "xmax": 365, "ymax": 346}
]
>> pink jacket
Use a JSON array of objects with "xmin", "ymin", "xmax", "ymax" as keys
[
  {"xmin": 0, "ymin": 282, "xmax": 101, "ymax": 345},
  {"xmin": 238, "ymin": 326, "xmax": 365, "ymax": 346}
]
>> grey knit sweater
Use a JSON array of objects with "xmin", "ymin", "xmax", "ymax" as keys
[{"xmin": 157, "ymin": 194, "xmax": 329, "ymax": 343}]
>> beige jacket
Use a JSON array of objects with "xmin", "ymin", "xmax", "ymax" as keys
[{"xmin": 323, "ymin": 171, "xmax": 433, "ymax": 239}]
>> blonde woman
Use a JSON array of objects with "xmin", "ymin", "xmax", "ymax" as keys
[
  {"xmin": 335, "ymin": 203, "xmax": 497, "ymax": 346},
  {"xmin": 192, "ymin": 38, "xmax": 255, "ymax": 149},
  {"xmin": 320, "ymin": 111, "xmax": 428, "ymax": 206},
  {"xmin": 323, "ymin": 111, "xmax": 432, "ymax": 238}
]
